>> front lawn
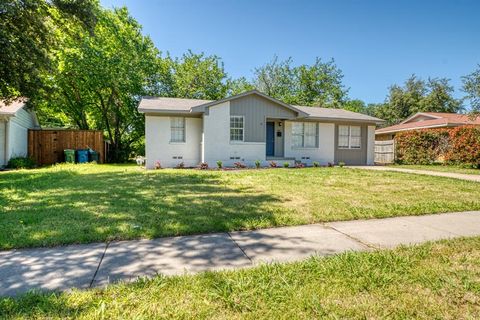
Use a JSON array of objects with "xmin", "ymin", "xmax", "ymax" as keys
[
  {"xmin": 1, "ymin": 163, "xmax": 480, "ymax": 249},
  {"xmin": 2, "ymin": 237, "xmax": 479, "ymax": 319},
  {"xmin": 393, "ymin": 164, "xmax": 480, "ymax": 175}
]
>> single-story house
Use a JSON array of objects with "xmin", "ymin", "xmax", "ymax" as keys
[
  {"xmin": 376, "ymin": 112, "xmax": 480, "ymax": 140},
  {"xmin": 0, "ymin": 99, "xmax": 40, "ymax": 167},
  {"xmin": 139, "ymin": 90, "xmax": 383, "ymax": 169}
]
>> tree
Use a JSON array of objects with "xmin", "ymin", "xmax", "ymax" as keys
[
  {"xmin": 34, "ymin": 7, "xmax": 161, "ymax": 162},
  {"xmin": 372, "ymin": 75, "xmax": 463, "ymax": 125},
  {"xmin": 462, "ymin": 65, "xmax": 480, "ymax": 114},
  {"xmin": 343, "ymin": 99, "xmax": 367, "ymax": 113},
  {"xmin": 246, "ymin": 56, "xmax": 348, "ymax": 107},
  {"xmin": 0, "ymin": 0, "xmax": 98, "ymax": 101}
]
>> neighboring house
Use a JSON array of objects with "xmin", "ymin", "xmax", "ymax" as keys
[
  {"xmin": 139, "ymin": 90, "xmax": 383, "ymax": 169},
  {"xmin": 0, "ymin": 99, "xmax": 40, "ymax": 167},
  {"xmin": 376, "ymin": 112, "xmax": 480, "ymax": 140}
]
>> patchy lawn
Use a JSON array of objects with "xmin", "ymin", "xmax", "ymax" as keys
[
  {"xmin": 1, "ymin": 237, "xmax": 479, "ymax": 319},
  {"xmin": 393, "ymin": 164, "xmax": 480, "ymax": 175},
  {"xmin": 1, "ymin": 163, "xmax": 480, "ymax": 249}
]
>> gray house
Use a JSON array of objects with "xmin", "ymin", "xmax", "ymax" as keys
[{"xmin": 139, "ymin": 90, "xmax": 383, "ymax": 169}]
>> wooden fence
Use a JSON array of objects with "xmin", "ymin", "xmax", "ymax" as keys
[
  {"xmin": 28, "ymin": 129, "xmax": 105, "ymax": 166},
  {"xmin": 374, "ymin": 139, "xmax": 395, "ymax": 164}
]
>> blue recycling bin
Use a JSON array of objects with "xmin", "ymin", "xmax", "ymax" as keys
[{"xmin": 76, "ymin": 149, "xmax": 89, "ymax": 163}]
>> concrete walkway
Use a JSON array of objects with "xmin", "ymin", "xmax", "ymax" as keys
[
  {"xmin": 350, "ymin": 166, "xmax": 480, "ymax": 182},
  {"xmin": 2, "ymin": 211, "xmax": 480, "ymax": 297}
]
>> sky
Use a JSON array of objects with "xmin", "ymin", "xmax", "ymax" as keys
[{"xmin": 100, "ymin": 0, "xmax": 480, "ymax": 104}]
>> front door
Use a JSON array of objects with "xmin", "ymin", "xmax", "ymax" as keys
[{"xmin": 266, "ymin": 121, "xmax": 275, "ymax": 157}]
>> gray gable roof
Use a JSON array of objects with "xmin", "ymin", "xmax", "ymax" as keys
[{"xmin": 138, "ymin": 91, "xmax": 384, "ymax": 124}]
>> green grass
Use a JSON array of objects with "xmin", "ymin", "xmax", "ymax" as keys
[
  {"xmin": 393, "ymin": 164, "xmax": 480, "ymax": 175},
  {"xmin": 2, "ymin": 237, "xmax": 479, "ymax": 319},
  {"xmin": 1, "ymin": 163, "xmax": 480, "ymax": 250}
]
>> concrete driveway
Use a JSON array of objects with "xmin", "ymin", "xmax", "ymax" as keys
[{"xmin": 1, "ymin": 211, "xmax": 480, "ymax": 297}]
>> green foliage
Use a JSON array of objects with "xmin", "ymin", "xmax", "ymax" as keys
[
  {"xmin": 369, "ymin": 75, "xmax": 463, "ymax": 126},
  {"xmin": 6, "ymin": 157, "xmax": 36, "ymax": 169},
  {"xmin": 462, "ymin": 65, "xmax": 480, "ymax": 114},
  {"xmin": 444, "ymin": 126, "xmax": 480, "ymax": 168},
  {"xmin": 313, "ymin": 161, "xmax": 320, "ymax": 167},
  {"xmin": 216, "ymin": 160, "xmax": 223, "ymax": 169},
  {"xmin": 0, "ymin": 0, "xmax": 99, "ymax": 101},
  {"xmin": 254, "ymin": 159, "xmax": 261, "ymax": 168},
  {"xmin": 395, "ymin": 129, "xmax": 450, "ymax": 165},
  {"xmin": 283, "ymin": 162, "xmax": 290, "ymax": 168}
]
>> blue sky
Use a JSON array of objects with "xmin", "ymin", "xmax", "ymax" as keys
[{"xmin": 101, "ymin": 0, "xmax": 480, "ymax": 104}]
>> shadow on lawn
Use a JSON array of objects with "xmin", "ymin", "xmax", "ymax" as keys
[{"xmin": 0, "ymin": 169, "xmax": 284, "ymax": 249}]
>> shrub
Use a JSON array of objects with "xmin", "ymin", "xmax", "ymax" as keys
[
  {"xmin": 338, "ymin": 161, "xmax": 345, "ymax": 168},
  {"xmin": 176, "ymin": 162, "xmax": 185, "ymax": 169},
  {"xmin": 444, "ymin": 126, "xmax": 480, "ymax": 168},
  {"xmin": 327, "ymin": 162, "xmax": 334, "ymax": 167},
  {"xmin": 313, "ymin": 161, "xmax": 320, "ymax": 167},
  {"xmin": 269, "ymin": 161, "xmax": 278, "ymax": 168},
  {"xmin": 216, "ymin": 160, "xmax": 223, "ymax": 169},
  {"xmin": 254, "ymin": 159, "xmax": 261, "ymax": 168},
  {"xmin": 395, "ymin": 129, "xmax": 449, "ymax": 165},
  {"xmin": 295, "ymin": 162, "xmax": 305, "ymax": 168},
  {"xmin": 234, "ymin": 161, "xmax": 246, "ymax": 169},
  {"xmin": 198, "ymin": 162, "xmax": 209, "ymax": 170},
  {"xmin": 283, "ymin": 162, "xmax": 290, "ymax": 168},
  {"xmin": 154, "ymin": 160, "xmax": 161, "ymax": 169},
  {"xmin": 7, "ymin": 156, "xmax": 36, "ymax": 169}
]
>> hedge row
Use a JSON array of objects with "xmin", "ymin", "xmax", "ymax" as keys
[{"xmin": 395, "ymin": 126, "xmax": 480, "ymax": 167}]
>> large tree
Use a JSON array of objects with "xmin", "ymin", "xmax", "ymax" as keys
[
  {"xmin": 462, "ymin": 65, "xmax": 480, "ymax": 114},
  {"xmin": 371, "ymin": 75, "xmax": 463, "ymax": 125},
  {"xmin": 242, "ymin": 56, "xmax": 348, "ymax": 107},
  {"xmin": 0, "ymin": 0, "xmax": 98, "ymax": 101}
]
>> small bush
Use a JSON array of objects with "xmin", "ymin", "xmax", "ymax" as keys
[
  {"xmin": 176, "ymin": 162, "xmax": 185, "ymax": 169},
  {"xmin": 198, "ymin": 162, "xmax": 209, "ymax": 170},
  {"xmin": 327, "ymin": 162, "xmax": 334, "ymax": 167},
  {"xmin": 234, "ymin": 161, "xmax": 246, "ymax": 169},
  {"xmin": 216, "ymin": 160, "xmax": 223, "ymax": 169},
  {"xmin": 338, "ymin": 161, "xmax": 345, "ymax": 168},
  {"xmin": 269, "ymin": 161, "xmax": 278, "ymax": 168},
  {"xmin": 295, "ymin": 162, "xmax": 305, "ymax": 168},
  {"xmin": 154, "ymin": 160, "xmax": 161, "ymax": 169},
  {"xmin": 283, "ymin": 162, "xmax": 290, "ymax": 168},
  {"xmin": 255, "ymin": 159, "xmax": 261, "ymax": 168},
  {"xmin": 313, "ymin": 161, "xmax": 320, "ymax": 167},
  {"xmin": 7, "ymin": 157, "xmax": 36, "ymax": 169}
]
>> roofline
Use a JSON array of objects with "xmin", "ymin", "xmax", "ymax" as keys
[
  {"xmin": 399, "ymin": 112, "xmax": 443, "ymax": 124},
  {"xmin": 301, "ymin": 116, "xmax": 383, "ymax": 124},
  {"xmin": 375, "ymin": 123, "xmax": 460, "ymax": 135},
  {"xmin": 191, "ymin": 90, "xmax": 309, "ymax": 117}
]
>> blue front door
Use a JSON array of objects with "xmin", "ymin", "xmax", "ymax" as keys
[{"xmin": 266, "ymin": 122, "xmax": 275, "ymax": 156}]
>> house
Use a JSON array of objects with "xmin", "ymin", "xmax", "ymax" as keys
[
  {"xmin": 138, "ymin": 90, "xmax": 383, "ymax": 169},
  {"xmin": 376, "ymin": 112, "xmax": 480, "ymax": 140},
  {"xmin": 0, "ymin": 99, "xmax": 40, "ymax": 167}
]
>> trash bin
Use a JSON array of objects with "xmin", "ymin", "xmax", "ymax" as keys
[
  {"xmin": 88, "ymin": 149, "xmax": 99, "ymax": 162},
  {"xmin": 76, "ymin": 149, "xmax": 89, "ymax": 163},
  {"xmin": 64, "ymin": 149, "xmax": 75, "ymax": 163}
]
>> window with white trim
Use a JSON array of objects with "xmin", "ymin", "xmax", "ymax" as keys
[
  {"xmin": 338, "ymin": 125, "xmax": 361, "ymax": 149},
  {"xmin": 170, "ymin": 117, "xmax": 185, "ymax": 142},
  {"xmin": 230, "ymin": 116, "xmax": 244, "ymax": 141},
  {"xmin": 292, "ymin": 122, "xmax": 317, "ymax": 148}
]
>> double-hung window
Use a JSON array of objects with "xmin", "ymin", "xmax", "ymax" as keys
[
  {"xmin": 170, "ymin": 117, "xmax": 185, "ymax": 142},
  {"xmin": 230, "ymin": 116, "xmax": 244, "ymax": 142},
  {"xmin": 292, "ymin": 122, "xmax": 317, "ymax": 148},
  {"xmin": 338, "ymin": 125, "xmax": 361, "ymax": 149}
]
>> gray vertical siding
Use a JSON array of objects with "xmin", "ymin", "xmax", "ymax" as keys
[
  {"xmin": 230, "ymin": 95, "xmax": 297, "ymax": 142},
  {"xmin": 334, "ymin": 124, "xmax": 368, "ymax": 165}
]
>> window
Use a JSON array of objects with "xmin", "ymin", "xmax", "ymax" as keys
[
  {"xmin": 170, "ymin": 117, "xmax": 185, "ymax": 142},
  {"xmin": 230, "ymin": 116, "xmax": 244, "ymax": 141},
  {"xmin": 338, "ymin": 125, "xmax": 361, "ymax": 149},
  {"xmin": 292, "ymin": 122, "xmax": 318, "ymax": 148}
]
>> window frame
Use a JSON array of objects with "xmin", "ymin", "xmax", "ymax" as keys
[
  {"xmin": 170, "ymin": 117, "xmax": 186, "ymax": 143},
  {"xmin": 230, "ymin": 115, "xmax": 245, "ymax": 142},
  {"xmin": 338, "ymin": 125, "xmax": 362, "ymax": 149},
  {"xmin": 292, "ymin": 122, "xmax": 318, "ymax": 148}
]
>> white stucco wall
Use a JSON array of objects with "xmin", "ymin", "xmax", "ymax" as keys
[
  {"xmin": 202, "ymin": 101, "xmax": 267, "ymax": 167},
  {"xmin": 145, "ymin": 115, "xmax": 202, "ymax": 169},
  {"xmin": 366, "ymin": 125, "xmax": 376, "ymax": 165},
  {"xmin": 284, "ymin": 121, "xmax": 335, "ymax": 165}
]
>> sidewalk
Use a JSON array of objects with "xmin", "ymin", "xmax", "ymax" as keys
[
  {"xmin": 1, "ymin": 211, "xmax": 480, "ymax": 297},
  {"xmin": 350, "ymin": 166, "xmax": 480, "ymax": 182}
]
